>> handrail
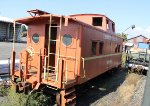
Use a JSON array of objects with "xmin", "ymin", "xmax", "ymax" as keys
[
  {"xmin": 81, "ymin": 57, "xmax": 86, "ymax": 78},
  {"xmin": 43, "ymin": 56, "xmax": 48, "ymax": 80}
]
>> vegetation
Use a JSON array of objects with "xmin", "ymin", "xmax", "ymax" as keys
[
  {"xmin": 0, "ymin": 87, "xmax": 49, "ymax": 106},
  {"xmin": 122, "ymin": 52, "xmax": 127, "ymax": 67},
  {"xmin": 0, "ymin": 85, "xmax": 9, "ymax": 97},
  {"xmin": 1, "ymin": 89, "xmax": 27, "ymax": 106},
  {"xmin": 116, "ymin": 33, "xmax": 127, "ymax": 41},
  {"xmin": 21, "ymin": 25, "xmax": 27, "ymax": 32},
  {"xmin": 26, "ymin": 92, "xmax": 49, "ymax": 106},
  {"xmin": 20, "ymin": 25, "xmax": 27, "ymax": 37}
]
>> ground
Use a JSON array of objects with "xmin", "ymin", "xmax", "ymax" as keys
[
  {"xmin": 0, "ymin": 42, "xmax": 26, "ymax": 59},
  {"xmin": 0, "ymin": 42, "xmax": 26, "ymax": 74},
  {"xmin": 77, "ymin": 69, "xmax": 146, "ymax": 106}
]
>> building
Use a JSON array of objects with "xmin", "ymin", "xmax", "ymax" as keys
[
  {"xmin": 123, "ymin": 35, "xmax": 149, "ymax": 52},
  {"xmin": 0, "ymin": 16, "xmax": 22, "ymax": 41},
  {"xmin": 127, "ymin": 35, "xmax": 148, "ymax": 48}
]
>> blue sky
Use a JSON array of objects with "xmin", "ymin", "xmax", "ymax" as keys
[{"xmin": 0, "ymin": 0, "xmax": 150, "ymax": 38}]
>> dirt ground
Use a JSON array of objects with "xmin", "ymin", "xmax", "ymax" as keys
[{"xmin": 76, "ymin": 69, "xmax": 146, "ymax": 106}]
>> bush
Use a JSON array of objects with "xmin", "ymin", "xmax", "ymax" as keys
[
  {"xmin": 1, "ymin": 89, "xmax": 27, "ymax": 106},
  {"xmin": 1, "ymin": 89, "xmax": 50, "ymax": 106},
  {"xmin": 26, "ymin": 92, "xmax": 49, "ymax": 106},
  {"xmin": 122, "ymin": 53, "xmax": 127, "ymax": 67},
  {"xmin": 0, "ymin": 85, "xmax": 9, "ymax": 97}
]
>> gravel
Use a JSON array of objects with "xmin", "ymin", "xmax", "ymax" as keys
[
  {"xmin": 77, "ymin": 69, "xmax": 147, "ymax": 106},
  {"xmin": 0, "ymin": 42, "xmax": 26, "ymax": 59},
  {"xmin": 128, "ymin": 76, "xmax": 146, "ymax": 106},
  {"xmin": 94, "ymin": 74, "xmax": 146, "ymax": 106},
  {"xmin": 0, "ymin": 96, "xmax": 7, "ymax": 103}
]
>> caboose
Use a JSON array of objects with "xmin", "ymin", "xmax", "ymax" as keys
[{"xmin": 10, "ymin": 9, "xmax": 123, "ymax": 106}]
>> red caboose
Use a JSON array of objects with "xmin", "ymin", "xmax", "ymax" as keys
[{"xmin": 10, "ymin": 9, "xmax": 123, "ymax": 106}]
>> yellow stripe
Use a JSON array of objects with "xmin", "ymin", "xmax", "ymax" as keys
[{"xmin": 83, "ymin": 53, "xmax": 122, "ymax": 61}]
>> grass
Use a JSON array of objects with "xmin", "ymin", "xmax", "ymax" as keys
[
  {"xmin": 1, "ymin": 89, "xmax": 27, "ymax": 106},
  {"xmin": 0, "ymin": 85, "xmax": 9, "ymax": 97},
  {"xmin": 0, "ymin": 87, "xmax": 49, "ymax": 106},
  {"xmin": 122, "ymin": 52, "xmax": 127, "ymax": 67}
]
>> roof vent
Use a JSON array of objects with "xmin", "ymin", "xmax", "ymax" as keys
[{"xmin": 27, "ymin": 9, "xmax": 49, "ymax": 17}]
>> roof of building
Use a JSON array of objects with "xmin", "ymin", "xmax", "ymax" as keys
[
  {"xmin": 128, "ymin": 35, "xmax": 148, "ymax": 40},
  {"xmin": 124, "ymin": 42, "xmax": 134, "ymax": 46},
  {"xmin": 0, "ymin": 16, "xmax": 14, "ymax": 23}
]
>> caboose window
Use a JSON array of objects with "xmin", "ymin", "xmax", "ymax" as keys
[
  {"xmin": 92, "ymin": 17, "xmax": 102, "ymax": 26},
  {"xmin": 99, "ymin": 42, "xmax": 104, "ymax": 54},
  {"xmin": 112, "ymin": 23, "xmax": 115, "ymax": 32},
  {"xmin": 106, "ymin": 19, "xmax": 109, "ymax": 29},
  {"xmin": 92, "ymin": 41, "xmax": 97, "ymax": 55},
  {"xmin": 118, "ymin": 45, "xmax": 120, "ymax": 52},
  {"xmin": 62, "ymin": 34, "xmax": 72, "ymax": 46},
  {"xmin": 32, "ymin": 33, "xmax": 39, "ymax": 43},
  {"xmin": 115, "ymin": 44, "xmax": 118, "ymax": 53}
]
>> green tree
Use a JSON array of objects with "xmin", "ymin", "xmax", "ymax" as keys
[
  {"xmin": 21, "ymin": 25, "xmax": 27, "ymax": 37},
  {"xmin": 116, "ymin": 33, "xmax": 127, "ymax": 41},
  {"xmin": 21, "ymin": 25, "xmax": 27, "ymax": 32}
]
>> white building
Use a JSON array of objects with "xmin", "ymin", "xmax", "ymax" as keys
[{"xmin": 0, "ymin": 16, "xmax": 22, "ymax": 41}]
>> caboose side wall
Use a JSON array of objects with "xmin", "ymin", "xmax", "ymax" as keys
[{"xmin": 78, "ymin": 25, "xmax": 122, "ymax": 84}]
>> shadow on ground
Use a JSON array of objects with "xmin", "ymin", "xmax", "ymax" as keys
[{"xmin": 76, "ymin": 68, "xmax": 128, "ymax": 106}]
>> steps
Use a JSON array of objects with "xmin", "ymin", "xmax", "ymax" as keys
[{"xmin": 60, "ymin": 87, "xmax": 76, "ymax": 106}]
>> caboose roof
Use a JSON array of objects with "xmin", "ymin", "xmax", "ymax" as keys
[
  {"xmin": 70, "ymin": 14, "xmax": 106, "ymax": 17},
  {"xmin": 16, "ymin": 13, "xmax": 115, "ymax": 25},
  {"xmin": 15, "ymin": 14, "xmax": 64, "ymax": 24},
  {"xmin": 70, "ymin": 14, "xmax": 115, "ymax": 24},
  {"xmin": 15, "ymin": 9, "xmax": 123, "ymax": 39}
]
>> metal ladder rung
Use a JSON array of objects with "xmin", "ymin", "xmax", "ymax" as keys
[
  {"xmin": 49, "ymin": 53, "xmax": 57, "ymax": 55},
  {"xmin": 48, "ymin": 66, "xmax": 56, "ymax": 69},
  {"xmin": 47, "ymin": 68, "xmax": 55, "ymax": 71},
  {"xmin": 50, "ymin": 40, "xmax": 60, "ymax": 42},
  {"xmin": 50, "ymin": 26, "xmax": 61, "ymax": 28}
]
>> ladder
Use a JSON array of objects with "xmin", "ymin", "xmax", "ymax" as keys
[{"xmin": 44, "ymin": 14, "xmax": 62, "ymax": 82}]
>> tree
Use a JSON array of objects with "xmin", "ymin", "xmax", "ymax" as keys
[
  {"xmin": 116, "ymin": 33, "xmax": 127, "ymax": 41},
  {"xmin": 21, "ymin": 25, "xmax": 27, "ymax": 32},
  {"xmin": 20, "ymin": 25, "xmax": 27, "ymax": 37}
]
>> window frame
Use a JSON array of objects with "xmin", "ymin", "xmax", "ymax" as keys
[
  {"xmin": 91, "ymin": 41, "xmax": 98, "ymax": 55},
  {"xmin": 92, "ymin": 17, "xmax": 103, "ymax": 27},
  {"xmin": 99, "ymin": 41, "xmax": 104, "ymax": 54}
]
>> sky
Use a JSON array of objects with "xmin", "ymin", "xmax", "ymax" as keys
[{"xmin": 0, "ymin": 0, "xmax": 150, "ymax": 39}]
